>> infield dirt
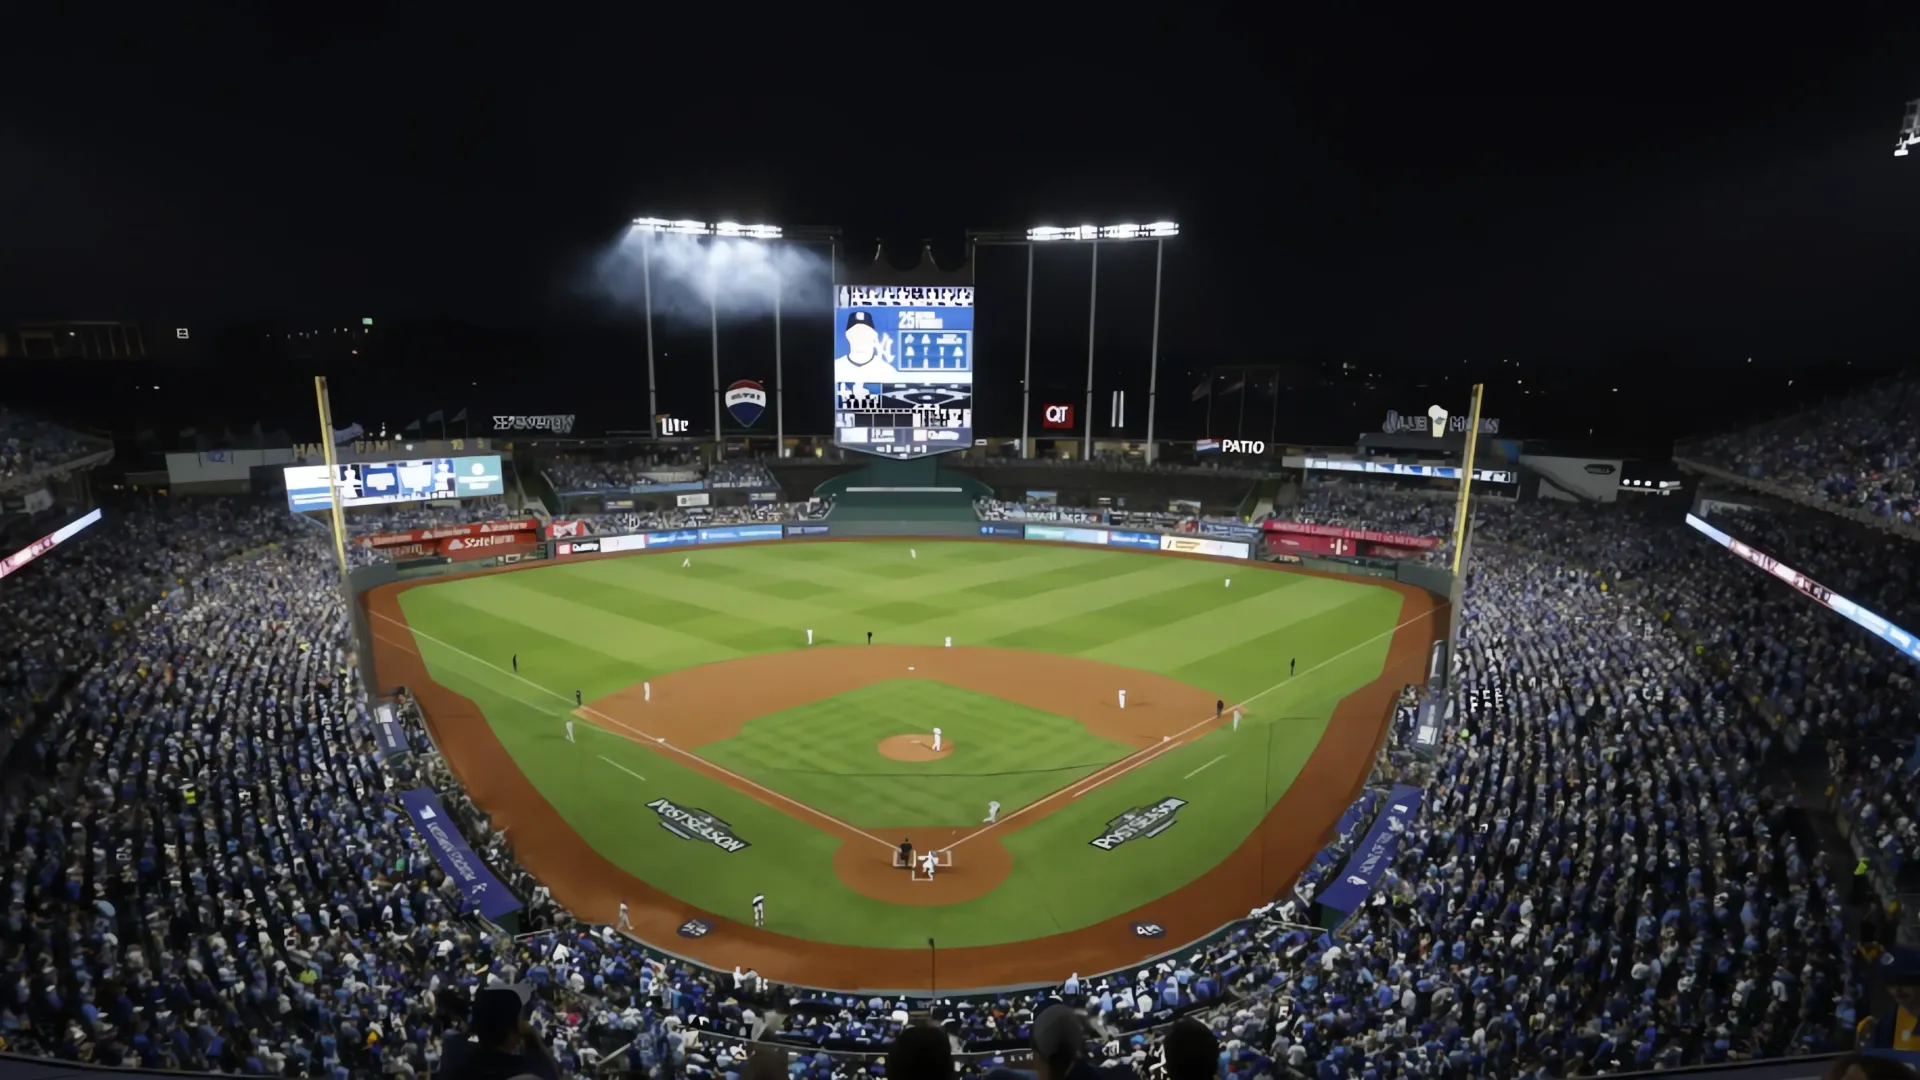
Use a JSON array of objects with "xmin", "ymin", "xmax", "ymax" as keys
[{"xmin": 364, "ymin": 542, "xmax": 1441, "ymax": 990}]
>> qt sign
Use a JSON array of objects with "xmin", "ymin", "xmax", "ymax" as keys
[{"xmin": 1042, "ymin": 404, "xmax": 1074, "ymax": 429}]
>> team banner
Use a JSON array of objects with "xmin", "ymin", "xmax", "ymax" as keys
[
  {"xmin": 398, "ymin": 788, "xmax": 523, "ymax": 920},
  {"xmin": 359, "ymin": 519, "xmax": 541, "ymax": 547},
  {"xmin": 548, "ymin": 520, "xmax": 587, "ymax": 539},
  {"xmin": 1262, "ymin": 520, "xmax": 1439, "ymax": 550},
  {"xmin": 1317, "ymin": 784, "xmax": 1423, "ymax": 914}
]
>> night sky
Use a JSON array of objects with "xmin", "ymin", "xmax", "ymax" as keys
[{"xmin": 4, "ymin": 8, "xmax": 1917, "ymax": 446}]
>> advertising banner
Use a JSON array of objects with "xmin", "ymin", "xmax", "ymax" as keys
[
  {"xmin": 1024, "ymin": 490, "xmax": 1060, "ymax": 504},
  {"xmin": 398, "ymin": 788, "xmax": 523, "ymax": 920},
  {"xmin": 786, "ymin": 525, "xmax": 831, "ymax": 537},
  {"xmin": 1199, "ymin": 521, "xmax": 1263, "ymax": 542},
  {"xmin": 1041, "ymin": 404, "xmax": 1074, "ymax": 429},
  {"xmin": 548, "ymin": 520, "xmax": 587, "ymax": 539},
  {"xmin": 286, "ymin": 456, "xmax": 505, "ymax": 511},
  {"xmin": 978, "ymin": 523, "xmax": 1023, "ymax": 538},
  {"xmin": 0, "ymin": 508, "xmax": 103, "ymax": 583},
  {"xmin": 600, "ymin": 534, "xmax": 647, "ymax": 554},
  {"xmin": 1263, "ymin": 520, "xmax": 1439, "ymax": 551},
  {"xmin": 556, "ymin": 539, "xmax": 603, "ymax": 556},
  {"xmin": 1025, "ymin": 525, "xmax": 1111, "ymax": 546},
  {"xmin": 1107, "ymin": 530, "xmax": 1162, "ymax": 550},
  {"xmin": 697, "ymin": 525, "xmax": 783, "ymax": 545},
  {"xmin": 834, "ymin": 284, "xmax": 974, "ymax": 457},
  {"xmin": 1318, "ymin": 784, "xmax": 1423, "ymax": 914},
  {"xmin": 645, "ymin": 529, "xmax": 700, "ymax": 549},
  {"xmin": 359, "ymin": 519, "xmax": 541, "ymax": 547},
  {"xmin": 372, "ymin": 703, "xmax": 408, "ymax": 761},
  {"xmin": 555, "ymin": 480, "xmax": 706, "ymax": 498},
  {"xmin": 1296, "ymin": 457, "xmax": 1516, "ymax": 486},
  {"xmin": 724, "ymin": 380, "xmax": 768, "ymax": 427},
  {"xmin": 440, "ymin": 534, "xmax": 538, "ymax": 562},
  {"xmin": 1158, "ymin": 534, "xmax": 1250, "ymax": 559},
  {"xmin": 604, "ymin": 498, "xmax": 636, "ymax": 511},
  {"xmin": 748, "ymin": 491, "xmax": 780, "ymax": 503},
  {"xmin": 677, "ymin": 492, "xmax": 712, "ymax": 509}
]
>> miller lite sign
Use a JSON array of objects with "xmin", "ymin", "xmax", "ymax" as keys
[{"xmin": 657, "ymin": 415, "xmax": 690, "ymax": 436}]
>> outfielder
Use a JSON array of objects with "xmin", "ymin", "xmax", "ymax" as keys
[
  {"xmin": 751, "ymin": 893, "xmax": 765, "ymax": 928},
  {"xmin": 911, "ymin": 548, "xmax": 917, "ymax": 559},
  {"xmin": 1118, "ymin": 689, "xmax": 1127, "ymax": 709},
  {"xmin": 682, "ymin": 557, "xmax": 691, "ymax": 568},
  {"xmin": 945, "ymin": 636, "xmax": 952, "ymax": 648},
  {"xmin": 644, "ymin": 681, "xmax": 651, "ymax": 702},
  {"xmin": 566, "ymin": 720, "xmax": 576, "ymax": 743},
  {"xmin": 919, "ymin": 852, "xmax": 938, "ymax": 878},
  {"xmin": 931, "ymin": 727, "xmax": 943, "ymax": 752},
  {"xmin": 1233, "ymin": 708, "xmax": 1242, "ymax": 732},
  {"xmin": 984, "ymin": 800, "xmax": 1000, "ymax": 823},
  {"xmin": 807, "ymin": 628, "xmax": 814, "ymax": 645},
  {"xmin": 1225, "ymin": 578, "xmax": 1231, "ymax": 588}
]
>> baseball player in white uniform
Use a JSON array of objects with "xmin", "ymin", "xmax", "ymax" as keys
[
  {"xmin": 1118, "ymin": 689, "xmax": 1127, "ymax": 709},
  {"xmin": 617, "ymin": 901, "xmax": 630, "ymax": 929},
  {"xmin": 807, "ymin": 628, "xmax": 814, "ymax": 645},
  {"xmin": 644, "ymin": 681, "xmax": 651, "ymax": 702},
  {"xmin": 910, "ymin": 548, "xmax": 917, "ymax": 559},
  {"xmin": 566, "ymin": 720, "xmax": 576, "ymax": 743},
  {"xmin": 945, "ymin": 636, "xmax": 952, "ymax": 648},
  {"xmin": 1225, "ymin": 577, "xmax": 1231, "ymax": 588},
  {"xmin": 1232, "ymin": 708, "xmax": 1242, "ymax": 732},
  {"xmin": 984, "ymin": 800, "xmax": 1000, "ymax": 824},
  {"xmin": 919, "ymin": 852, "xmax": 938, "ymax": 878},
  {"xmin": 931, "ymin": 727, "xmax": 943, "ymax": 752},
  {"xmin": 752, "ymin": 894, "xmax": 765, "ymax": 927},
  {"xmin": 682, "ymin": 557, "xmax": 691, "ymax": 568}
]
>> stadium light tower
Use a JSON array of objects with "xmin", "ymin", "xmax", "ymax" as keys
[
  {"xmin": 1897, "ymin": 99, "xmax": 1920, "ymax": 157},
  {"xmin": 968, "ymin": 222, "xmax": 1178, "ymax": 461},
  {"xmin": 629, "ymin": 218, "xmax": 839, "ymax": 450}
]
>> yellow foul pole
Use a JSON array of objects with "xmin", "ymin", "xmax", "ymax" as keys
[
  {"xmin": 313, "ymin": 377, "xmax": 354, "ymax": 585},
  {"xmin": 1448, "ymin": 383, "xmax": 1485, "ymax": 577}
]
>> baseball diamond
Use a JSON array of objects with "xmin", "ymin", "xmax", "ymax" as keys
[{"xmin": 364, "ymin": 537, "xmax": 1442, "ymax": 989}]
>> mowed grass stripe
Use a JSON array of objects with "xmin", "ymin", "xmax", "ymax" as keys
[
  {"xmin": 1081, "ymin": 576, "xmax": 1368, "ymax": 674},
  {"xmin": 982, "ymin": 568, "xmax": 1311, "ymax": 655},
  {"xmin": 454, "ymin": 573, "xmax": 757, "ymax": 668},
  {"xmin": 740, "ymin": 542, "xmax": 1141, "ymax": 605}
]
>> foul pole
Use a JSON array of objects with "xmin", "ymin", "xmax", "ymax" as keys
[
  {"xmin": 312, "ymin": 376, "xmax": 353, "ymax": 587},
  {"xmin": 1448, "ymin": 383, "xmax": 1486, "ymax": 576}
]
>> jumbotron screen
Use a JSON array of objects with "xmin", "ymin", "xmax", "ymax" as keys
[{"xmin": 833, "ymin": 285, "xmax": 973, "ymax": 457}]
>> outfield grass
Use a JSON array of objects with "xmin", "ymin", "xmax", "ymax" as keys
[
  {"xmin": 696, "ymin": 680, "xmax": 1137, "ymax": 827},
  {"xmin": 393, "ymin": 540, "xmax": 1409, "ymax": 948}
]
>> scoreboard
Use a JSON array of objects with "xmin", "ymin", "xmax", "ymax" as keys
[{"xmin": 832, "ymin": 285, "xmax": 973, "ymax": 457}]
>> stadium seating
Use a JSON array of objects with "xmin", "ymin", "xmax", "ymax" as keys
[{"xmin": 1, "ymin": 483, "xmax": 1915, "ymax": 1079}]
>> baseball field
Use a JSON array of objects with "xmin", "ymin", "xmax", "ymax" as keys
[{"xmin": 365, "ymin": 538, "xmax": 1441, "ymax": 989}]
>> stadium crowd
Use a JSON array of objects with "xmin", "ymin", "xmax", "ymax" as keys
[
  {"xmin": 562, "ymin": 500, "xmax": 830, "ymax": 536},
  {"xmin": 0, "ymin": 407, "xmax": 101, "ymax": 482},
  {"xmin": 339, "ymin": 500, "xmax": 516, "ymax": 538},
  {"xmin": 0, "ymin": 431, "xmax": 1917, "ymax": 1076},
  {"xmin": 543, "ymin": 451, "xmax": 701, "ymax": 493},
  {"xmin": 1686, "ymin": 375, "xmax": 1920, "ymax": 527}
]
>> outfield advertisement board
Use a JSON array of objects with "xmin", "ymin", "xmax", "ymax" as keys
[
  {"xmin": 1107, "ymin": 530, "xmax": 1161, "ymax": 550},
  {"xmin": 285, "ymin": 456, "xmax": 504, "ymax": 511},
  {"xmin": 361, "ymin": 519, "xmax": 540, "ymax": 547},
  {"xmin": 978, "ymin": 524, "xmax": 1023, "ymax": 538},
  {"xmin": 698, "ymin": 525, "xmax": 783, "ymax": 545},
  {"xmin": 786, "ymin": 525, "xmax": 831, "ymax": 537},
  {"xmin": 1024, "ymin": 525, "xmax": 1110, "ymax": 546},
  {"xmin": 1157, "ymin": 534, "xmax": 1251, "ymax": 559}
]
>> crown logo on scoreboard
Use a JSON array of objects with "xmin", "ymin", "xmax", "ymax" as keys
[{"xmin": 724, "ymin": 380, "xmax": 767, "ymax": 427}]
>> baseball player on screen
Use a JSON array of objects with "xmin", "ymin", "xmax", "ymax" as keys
[{"xmin": 833, "ymin": 310, "xmax": 898, "ymax": 383}]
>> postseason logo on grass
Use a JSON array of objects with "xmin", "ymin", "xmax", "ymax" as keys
[
  {"xmin": 1089, "ymin": 796, "xmax": 1187, "ymax": 851},
  {"xmin": 648, "ymin": 797, "xmax": 751, "ymax": 853}
]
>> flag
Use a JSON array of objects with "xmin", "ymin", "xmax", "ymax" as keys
[
  {"xmin": 1191, "ymin": 379, "xmax": 1210, "ymax": 402},
  {"xmin": 1196, "ymin": 439, "xmax": 1221, "ymax": 453},
  {"xmin": 1224, "ymin": 377, "xmax": 1245, "ymax": 394},
  {"xmin": 449, "ymin": 407, "xmax": 467, "ymax": 423},
  {"xmin": 404, "ymin": 419, "xmax": 422, "ymax": 434},
  {"xmin": 425, "ymin": 409, "xmax": 444, "ymax": 423},
  {"xmin": 332, "ymin": 423, "xmax": 364, "ymax": 444}
]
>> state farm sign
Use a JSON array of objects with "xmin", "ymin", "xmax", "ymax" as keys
[
  {"xmin": 1042, "ymin": 404, "xmax": 1074, "ymax": 429},
  {"xmin": 445, "ymin": 533, "xmax": 525, "ymax": 552}
]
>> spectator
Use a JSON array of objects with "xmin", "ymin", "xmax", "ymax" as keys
[
  {"xmin": 1162, "ymin": 1018, "xmax": 1219, "ymax": 1080},
  {"xmin": 440, "ymin": 985, "xmax": 560, "ymax": 1080},
  {"xmin": 887, "ymin": 1023, "xmax": 957, "ymax": 1080}
]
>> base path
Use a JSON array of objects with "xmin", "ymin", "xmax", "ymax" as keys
[{"xmin": 364, "ymin": 548, "xmax": 1443, "ymax": 990}]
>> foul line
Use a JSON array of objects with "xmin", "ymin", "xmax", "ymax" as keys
[
  {"xmin": 943, "ymin": 602, "xmax": 1443, "ymax": 854},
  {"xmin": 599, "ymin": 755, "xmax": 647, "ymax": 783},
  {"xmin": 1183, "ymin": 754, "xmax": 1227, "ymax": 780},
  {"xmin": 368, "ymin": 609, "xmax": 899, "ymax": 852}
]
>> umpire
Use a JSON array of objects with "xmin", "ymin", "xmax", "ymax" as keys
[{"xmin": 898, "ymin": 838, "xmax": 914, "ymax": 869}]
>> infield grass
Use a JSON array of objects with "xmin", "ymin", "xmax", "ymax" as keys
[{"xmin": 389, "ymin": 539, "xmax": 1412, "ymax": 949}]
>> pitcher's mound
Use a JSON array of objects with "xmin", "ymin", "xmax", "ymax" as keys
[{"xmin": 879, "ymin": 734, "xmax": 952, "ymax": 761}]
